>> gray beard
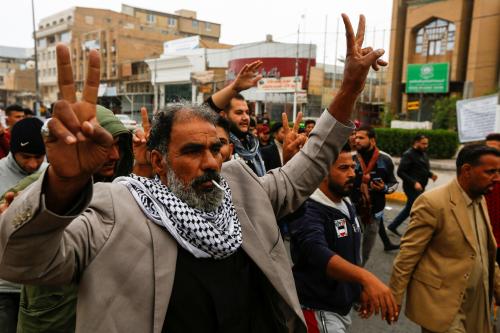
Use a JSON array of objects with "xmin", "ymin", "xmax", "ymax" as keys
[{"xmin": 166, "ymin": 169, "xmax": 224, "ymax": 212}]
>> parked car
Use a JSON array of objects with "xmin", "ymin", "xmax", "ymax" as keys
[{"xmin": 116, "ymin": 114, "xmax": 137, "ymax": 131}]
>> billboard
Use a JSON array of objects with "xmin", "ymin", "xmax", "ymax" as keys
[
  {"xmin": 257, "ymin": 76, "xmax": 303, "ymax": 93},
  {"xmin": 456, "ymin": 94, "xmax": 499, "ymax": 143},
  {"xmin": 406, "ymin": 63, "xmax": 449, "ymax": 93}
]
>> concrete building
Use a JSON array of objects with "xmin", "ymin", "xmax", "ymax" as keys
[
  {"xmin": 387, "ymin": 0, "xmax": 500, "ymax": 120},
  {"xmin": 0, "ymin": 46, "xmax": 36, "ymax": 108},
  {"xmin": 35, "ymin": 6, "xmax": 222, "ymax": 113},
  {"xmin": 145, "ymin": 36, "xmax": 231, "ymax": 112},
  {"xmin": 121, "ymin": 5, "xmax": 221, "ymax": 42}
]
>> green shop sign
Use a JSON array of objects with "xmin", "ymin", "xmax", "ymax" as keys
[{"xmin": 406, "ymin": 63, "xmax": 449, "ymax": 93}]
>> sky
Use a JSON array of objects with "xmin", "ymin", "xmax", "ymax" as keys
[{"xmin": 0, "ymin": 0, "xmax": 393, "ymax": 65}]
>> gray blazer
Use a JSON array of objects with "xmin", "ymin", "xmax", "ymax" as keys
[{"xmin": 0, "ymin": 110, "xmax": 352, "ymax": 333}]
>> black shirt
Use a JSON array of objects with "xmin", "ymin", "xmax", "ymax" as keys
[
  {"xmin": 352, "ymin": 149, "xmax": 398, "ymax": 214},
  {"xmin": 397, "ymin": 147, "xmax": 433, "ymax": 193},
  {"xmin": 163, "ymin": 247, "xmax": 279, "ymax": 333}
]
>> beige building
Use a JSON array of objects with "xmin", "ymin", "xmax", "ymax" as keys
[
  {"xmin": 0, "ymin": 46, "xmax": 36, "ymax": 108},
  {"xmin": 387, "ymin": 0, "xmax": 500, "ymax": 120},
  {"xmin": 121, "ymin": 5, "xmax": 221, "ymax": 42},
  {"xmin": 36, "ymin": 6, "xmax": 221, "ymax": 111}
]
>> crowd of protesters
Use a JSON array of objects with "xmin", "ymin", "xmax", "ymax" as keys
[{"xmin": 0, "ymin": 13, "xmax": 498, "ymax": 333}]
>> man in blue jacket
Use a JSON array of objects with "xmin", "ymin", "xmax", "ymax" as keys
[{"xmin": 290, "ymin": 145, "xmax": 397, "ymax": 333}]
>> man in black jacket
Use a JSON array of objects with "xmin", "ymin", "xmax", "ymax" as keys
[
  {"xmin": 387, "ymin": 134, "xmax": 437, "ymax": 236},
  {"xmin": 290, "ymin": 145, "xmax": 397, "ymax": 332}
]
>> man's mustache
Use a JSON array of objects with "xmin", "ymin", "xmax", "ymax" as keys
[{"xmin": 191, "ymin": 170, "xmax": 221, "ymax": 188}]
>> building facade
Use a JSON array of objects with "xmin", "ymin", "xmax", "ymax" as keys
[
  {"xmin": 0, "ymin": 46, "xmax": 35, "ymax": 109},
  {"xmin": 387, "ymin": 0, "xmax": 500, "ymax": 120},
  {"xmin": 35, "ymin": 6, "xmax": 222, "ymax": 113},
  {"xmin": 121, "ymin": 5, "xmax": 221, "ymax": 42}
]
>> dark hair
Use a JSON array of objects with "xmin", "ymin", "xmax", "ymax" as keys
[
  {"xmin": 340, "ymin": 143, "xmax": 351, "ymax": 153},
  {"xmin": 5, "ymin": 104, "xmax": 24, "ymax": 115},
  {"xmin": 249, "ymin": 117, "xmax": 256, "ymax": 127},
  {"xmin": 271, "ymin": 122, "xmax": 283, "ymax": 133},
  {"xmin": 486, "ymin": 133, "xmax": 500, "ymax": 142},
  {"xmin": 413, "ymin": 134, "xmax": 427, "ymax": 144},
  {"xmin": 147, "ymin": 102, "xmax": 216, "ymax": 155},
  {"xmin": 215, "ymin": 116, "xmax": 231, "ymax": 136},
  {"xmin": 356, "ymin": 125, "xmax": 376, "ymax": 139},
  {"xmin": 224, "ymin": 93, "xmax": 246, "ymax": 112},
  {"xmin": 23, "ymin": 107, "xmax": 34, "ymax": 116},
  {"xmin": 456, "ymin": 144, "xmax": 500, "ymax": 175},
  {"xmin": 305, "ymin": 119, "xmax": 316, "ymax": 126}
]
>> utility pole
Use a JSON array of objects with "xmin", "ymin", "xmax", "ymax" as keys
[
  {"xmin": 31, "ymin": 0, "xmax": 40, "ymax": 116},
  {"xmin": 333, "ymin": 18, "xmax": 340, "ymax": 92},
  {"xmin": 293, "ymin": 24, "xmax": 300, "ymax": 122},
  {"xmin": 322, "ymin": 15, "xmax": 328, "ymax": 110}
]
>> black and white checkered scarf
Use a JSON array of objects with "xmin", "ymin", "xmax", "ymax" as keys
[{"xmin": 114, "ymin": 174, "xmax": 242, "ymax": 259}]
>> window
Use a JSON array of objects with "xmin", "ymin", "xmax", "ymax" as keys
[
  {"xmin": 168, "ymin": 17, "xmax": 177, "ymax": 26},
  {"xmin": 414, "ymin": 18, "xmax": 455, "ymax": 56},
  {"xmin": 38, "ymin": 38, "xmax": 47, "ymax": 48},
  {"xmin": 205, "ymin": 22, "xmax": 212, "ymax": 31},
  {"xmin": 59, "ymin": 18, "xmax": 64, "ymax": 23},
  {"xmin": 0, "ymin": 76, "xmax": 4, "ymax": 84},
  {"xmin": 67, "ymin": 16, "xmax": 72, "ymax": 21},
  {"xmin": 192, "ymin": 20, "xmax": 198, "ymax": 29},
  {"xmin": 60, "ymin": 31, "xmax": 71, "ymax": 43},
  {"xmin": 447, "ymin": 23, "xmax": 455, "ymax": 51},
  {"xmin": 147, "ymin": 14, "xmax": 156, "ymax": 24}
]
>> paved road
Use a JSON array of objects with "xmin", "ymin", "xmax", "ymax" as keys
[{"xmin": 350, "ymin": 201, "xmax": 419, "ymax": 333}]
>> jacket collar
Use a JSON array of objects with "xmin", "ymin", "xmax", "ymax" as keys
[
  {"xmin": 6, "ymin": 152, "xmax": 31, "ymax": 176},
  {"xmin": 449, "ymin": 178, "xmax": 492, "ymax": 250}
]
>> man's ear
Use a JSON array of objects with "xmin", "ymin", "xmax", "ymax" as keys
[
  {"xmin": 229, "ymin": 143, "xmax": 234, "ymax": 158},
  {"xmin": 150, "ymin": 150, "xmax": 167, "ymax": 178},
  {"xmin": 219, "ymin": 110, "xmax": 227, "ymax": 119}
]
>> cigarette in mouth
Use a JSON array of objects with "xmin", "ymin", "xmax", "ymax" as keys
[{"xmin": 211, "ymin": 180, "xmax": 225, "ymax": 191}]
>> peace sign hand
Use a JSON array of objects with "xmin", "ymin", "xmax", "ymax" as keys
[
  {"xmin": 340, "ymin": 14, "xmax": 387, "ymax": 95},
  {"xmin": 282, "ymin": 112, "xmax": 307, "ymax": 165},
  {"xmin": 45, "ymin": 44, "xmax": 113, "ymax": 181}
]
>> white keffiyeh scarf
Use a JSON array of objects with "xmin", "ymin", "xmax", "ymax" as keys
[{"xmin": 114, "ymin": 174, "xmax": 242, "ymax": 259}]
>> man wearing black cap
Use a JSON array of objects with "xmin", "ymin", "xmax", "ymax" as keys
[{"xmin": 0, "ymin": 117, "xmax": 46, "ymax": 196}]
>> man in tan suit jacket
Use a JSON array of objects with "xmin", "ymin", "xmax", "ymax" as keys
[
  {"xmin": 0, "ymin": 14, "xmax": 392, "ymax": 333},
  {"xmin": 390, "ymin": 144, "xmax": 500, "ymax": 332}
]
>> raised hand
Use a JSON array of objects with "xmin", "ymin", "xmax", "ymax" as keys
[
  {"xmin": 45, "ymin": 44, "xmax": 112, "ymax": 180},
  {"xmin": 133, "ymin": 107, "xmax": 151, "ymax": 167},
  {"xmin": 43, "ymin": 45, "xmax": 113, "ymax": 213},
  {"xmin": 328, "ymin": 14, "xmax": 388, "ymax": 124},
  {"xmin": 231, "ymin": 61, "xmax": 263, "ymax": 92},
  {"xmin": 282, "ymin": 112, "xmax": 307, "ymax": 165},
  {"xmin": 340, "ymin": 14, "xmax": 387, "ymax": 95}
]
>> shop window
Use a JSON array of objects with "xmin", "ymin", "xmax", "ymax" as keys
[{"xmin": 168, "ymin": 17, "xmax": 177, "ymax": 26}]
